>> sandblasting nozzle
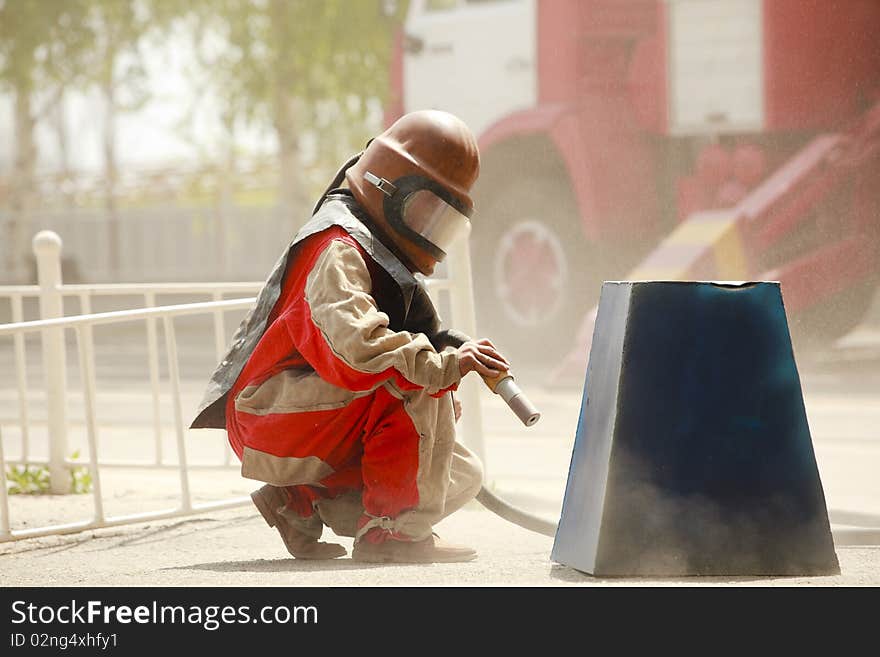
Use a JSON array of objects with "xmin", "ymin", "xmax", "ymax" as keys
[{"xmin": 491, "ymin": 375, "xmax": 541, "ymax": 427}]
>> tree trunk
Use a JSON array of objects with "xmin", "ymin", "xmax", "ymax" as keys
[
  {"xmin": 52, "ymin": 88, "xmax": 74, "ymax": 210},
  {"xmin": 103, "ymin": 76, "xmax": 120, "ymax": 277},
  {"xmin": 7, "ymin": 88, "xmax": 37, "ymax": 282},
  {"xmin": 273, "ymin": 88, "xmax": 309, "ymax": 228},
  {"xmin": 216, "ymin": 112, "xmax": 236, "ymax": 279}
]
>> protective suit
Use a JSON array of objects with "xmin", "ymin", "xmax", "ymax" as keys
[{"xmin": 192, "ymin": 110, "xmax": 502, "ymax": 562}]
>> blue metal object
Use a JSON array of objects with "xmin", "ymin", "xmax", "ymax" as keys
[{"xmin": 551, "ymin": 281, "xmax": 839, "ymax": 576}]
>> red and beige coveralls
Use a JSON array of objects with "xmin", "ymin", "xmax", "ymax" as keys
[{"xmin": 193, "ymin": 193, "xmax": 483, "ymax": 544}]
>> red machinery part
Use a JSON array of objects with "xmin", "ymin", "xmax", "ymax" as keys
[{"xmin": 732, "ymin": 144, "xmax": 768, "ymax": 188}]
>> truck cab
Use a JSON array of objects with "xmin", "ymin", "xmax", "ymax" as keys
[{"xmin": 392, "ymin": 0, "xmax": 880, "ymax": 370}]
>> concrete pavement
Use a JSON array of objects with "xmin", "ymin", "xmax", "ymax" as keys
[
  {"xmin": 1, "ymin": 318, "xmax": 879, "ymax": 587},
  {"xmin": 3, "ymin": 501, "xmax": 880, "ymax": 587}
]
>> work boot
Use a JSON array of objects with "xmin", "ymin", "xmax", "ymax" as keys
[
  {"xmin": 351, "ymin": 533, "xmax": 476, "ymax": 564},
  {"xmin": 251, "ymin": 485, "xmax": 346, "ymax": 559}
]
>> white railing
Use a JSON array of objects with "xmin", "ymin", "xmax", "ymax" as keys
[
  {"xmin": 0, "ymin": 298, "xmax": 257, "ymax": 541},
  {"xmin": 1, "ymin": 232, "xmax": 263, "ymax": 482},
  {"xmin": 0, "ymin": 230, "xmax": 486, "ymax": 542}
]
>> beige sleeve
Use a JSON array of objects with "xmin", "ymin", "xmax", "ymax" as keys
[{"xmin": 304, "ymin": 239, "xmax": 462, "ymax": 393}]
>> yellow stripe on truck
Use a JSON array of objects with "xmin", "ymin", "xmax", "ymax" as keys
[
  {"xmin": 711, "ymin": 221, "xmax": 749, "ymax": 280},
  {"xmin": 627, "ymin": 210, "xmax": 748, "ymax": 281}
]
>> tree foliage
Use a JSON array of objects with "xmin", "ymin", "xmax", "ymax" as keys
[
  {"xmin": 188, "ymin": 0, "xmax": 407, "ymax": 210},
  {"xmin": 1, "ymin": 0, "xmax": 407, "ymax": 218},
  {"xmin": 0, "ymin": 0, "xmax": 92, "ymax": 275},
  {"xmin": 0, "ymin": 0, "xmax": 92, "ymax": 100}
]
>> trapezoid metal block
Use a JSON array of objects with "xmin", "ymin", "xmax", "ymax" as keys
[{"xmin": 551, "ymin": 281, "xmax": 839, "ymax": 577}]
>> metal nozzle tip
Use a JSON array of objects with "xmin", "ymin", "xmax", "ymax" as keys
[{"xmin": 508, "ymin": 393, "xmax": 541, "ymax": 428}]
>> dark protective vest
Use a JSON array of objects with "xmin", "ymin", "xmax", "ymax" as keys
[{"xmin": 190, "ymin": 190, "xmax": 466, "ymax": 430}]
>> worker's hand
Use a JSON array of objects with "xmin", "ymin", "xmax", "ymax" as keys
[{"xmin": 457, "ymin": 338, "xmax": 510, "ymax": 378}]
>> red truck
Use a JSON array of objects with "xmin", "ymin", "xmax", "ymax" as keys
[{"xmin": 386, "ymin": 0, "xmax": 880, "ymax": 376}]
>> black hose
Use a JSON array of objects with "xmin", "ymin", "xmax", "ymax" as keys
[
  {"xmin": 476, "ymin": 485, "xmax": 558, "ymax": 538},
  {"xmin": 311, "ymin": 151, "xmax": 364, "ymax": 215}
]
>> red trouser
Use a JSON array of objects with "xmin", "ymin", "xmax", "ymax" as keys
[{"xmin": 232, "ymin": 386, "xmax": 423, "ymax": 543}]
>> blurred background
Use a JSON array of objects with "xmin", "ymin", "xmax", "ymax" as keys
[
  {"xmin": 1, "ymin": 0, "xmax": 879, "ymax": 538},
  {"xmin": 2, "ymin": 0, "xmax": 879, "ymax": 375},
  {"xmin": 0, "ymin": 0, "xmax": 403, "ymax": 285}
]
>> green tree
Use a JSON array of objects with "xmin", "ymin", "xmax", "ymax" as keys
[
  {"xmin": 189, "ymin": 0, "xmax": 405, "ymax": 220},
  {"xmin": 0, "ymin": 0, "xmax": 90, "ymax": 279},
  {"xmin": 81, "ymin": 0, "xmax": 179, "ymax": 274}
]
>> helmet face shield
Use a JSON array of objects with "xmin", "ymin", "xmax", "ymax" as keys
[
  {"xmin": 365, "ymin": 171, "xmax": 473, "ymax": 261},
  {"xmin": 401, "ymin": 189, "xmax": 471, "ymax": 257}
]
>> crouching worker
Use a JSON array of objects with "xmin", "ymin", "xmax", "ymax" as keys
[{"xmin": 190, "ymin": 111, "xmax": 509, "ymax": 563}]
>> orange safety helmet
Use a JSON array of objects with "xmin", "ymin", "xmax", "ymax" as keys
[{"xmin": 344, "ymin": 110, "xmax": 480, "ymax": 269}]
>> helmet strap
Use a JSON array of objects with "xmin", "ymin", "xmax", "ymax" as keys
[{"xmin": 364, "ymin": 171, "xmax": 398, "ymax": 197}]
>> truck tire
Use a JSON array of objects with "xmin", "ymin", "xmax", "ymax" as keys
[{"xmin": 470, "ymin": 174, "xmax": 601, "ymax": 372}]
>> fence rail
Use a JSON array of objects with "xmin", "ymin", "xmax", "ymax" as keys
[
  {"xmin": 0, "ymin": 295, "xmax": 258, "ymax": 541},
  {"xmin": 0, "ymin": 230, "xmax": 485, "ymax": 542}
]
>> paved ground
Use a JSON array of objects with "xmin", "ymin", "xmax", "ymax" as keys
[{"xmin": 1, "ymin": 321, "xmax": 879, "ymax": 588}]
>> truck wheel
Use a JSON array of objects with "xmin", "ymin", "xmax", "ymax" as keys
[{"xmin": 471, "ymin": 175, "xmax": 601, "ymax": 371}]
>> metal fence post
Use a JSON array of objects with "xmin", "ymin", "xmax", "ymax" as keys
[
  {"xmin": 33, "ymin": 230, "xmax": 70, "ymax": 494},
  {"xmin": 0, "ymin": 424, "xmax": 11, "ymax": 538},
  {"xmin": 447, "ymin": 238, "xmax": 488, "ymax": 478}
]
